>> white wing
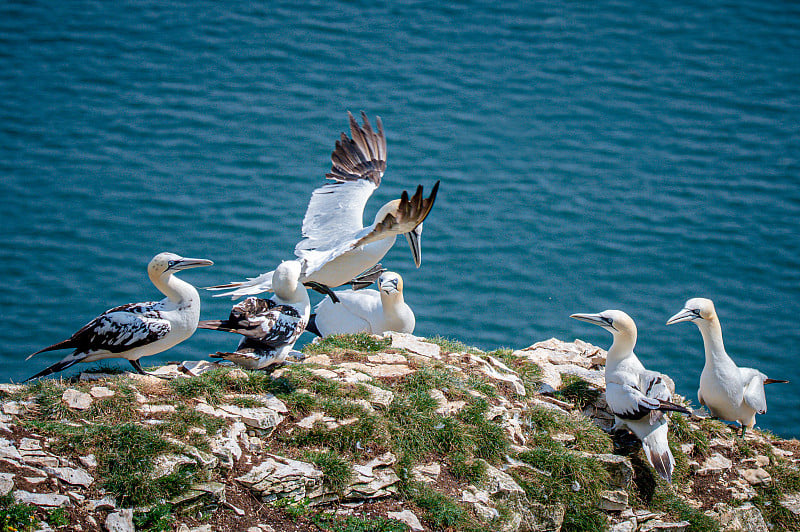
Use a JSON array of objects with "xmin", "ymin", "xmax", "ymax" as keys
[
  {"xmin": 314, "ymin": 289, "xmax": 381, "ymax": 336},
  {"xmin": 741, "ymin": 367, "xmax": 768, "ymax": 414},
  {"xmin": 606, "ymin": 381, "xmax": 661, "ymax": 420}
]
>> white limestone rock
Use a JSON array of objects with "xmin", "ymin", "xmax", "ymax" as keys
[
  {"xmin": 105, "ymin": 509, "xmax": 134, "ymax": 532},
  {"xmin": 385, "ymin": 332, "xmax": 441, "ymax": 358},
  {"xmin": 89, "ymin": 386, "xmax": 115, "ymax": 398},
  {"xmin": 13, "ymin": 490, "xmax": 70, "ymax": 507},
  {"xmin": 0, "ymin": 473, "xmax": 14, "ymax": 496},
  {"xmin": 780, "ymin": 492, "xmax": 800, "ymax": 515},
  {"xmin": 362, "ymin": 384, "xmax": 394, "ymax": 408},
  {"xmin": 61, "ymin": 389, "xmax": 92, "ymax": 410},
  {"xmin": 387, "ymin": 510, "xmax": 424, "ymax": 531},
  {"xmin": 599, "ymin": 489, "xmax": 629, "ymax": 511},
  {"xmin": 696, "ymin": 453, "xmax": 733, "ymax": 475},
  {"xmin": 411, "ymin": 463, "xmax": 441, "ymax": 483},
  {"xmin": 346, "ymin": 452, "xmax": 400, "ymax": 500},
  {"xmin": 236, "ymin": 454, "xmax": 324, "ymax": 502},
  {"xmin": 44, "ymin": 466, "xmax": 94, "ymax": 487}
]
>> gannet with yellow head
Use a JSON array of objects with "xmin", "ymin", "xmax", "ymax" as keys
[
  {"xmin": 207, "ymin": 112, "xmax": 438, "ymax": 300},
  {"xmin": 571, "ymin": 309, "xmax": 690, "ymax": 482},
  {"xmin": 25, "ymin": 252, "xmax": 213, "ymax": 380},
  {"xmin": 667, "ymin": 297, "xmax": 788, "ymax": 437},
  {"xmin": 306, "ymin": 271, "xmax": 415, "ymax": 337}
]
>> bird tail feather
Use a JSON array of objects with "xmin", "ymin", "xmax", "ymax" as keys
[
  {"xmin": 640, "ymin": 423, "xmax": 674, "ymax": 483},
  {"xmin": 24, "ymin": 356, "xmax": 81, "ymax": 382},
  {"xmin": 26, "ymin": 339, "xmax": 76, "ymax": 361},
  {"xmin": 305, "ymin": 314, "xmax": 322, "ymax": 337}
]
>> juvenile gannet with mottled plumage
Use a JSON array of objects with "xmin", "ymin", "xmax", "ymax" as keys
[
  {"xmin": 666, "ymin": 297, "xmax": 788, "ymax": 437},
  {"xmin": 25, "ymin": 252, "xmax": 213, "ymax": 381},
  {"xmin": 306, "ymin": 271, "xmax": 415, "ymax": 337},
  {"xmin": 206, "ymin": 112, "xmax": 439, "ymax": 301},
  {"xmin": 199, "ymin": 260, "xmax": 310, "ymax": 369},
  {"xmin": 571, "ymin": 310, "xmax": 690, "ymax": 482}
]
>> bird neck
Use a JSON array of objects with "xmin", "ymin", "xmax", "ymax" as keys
[
  {"xmin": 379, "ymin": 291, "xmax": 404, "ymax": 316},
  {"xmin": 696, "ymin": 315, "xmax": 731, "ymax": 366},
  {"xmin": 606, "ymin": 332, "xmax": 636, "ymax": 365},
  {"xmin": 274, "ymin": 284, "xmax": 309, "ymax": 307},
  {"xmin": 153, "ymin": 272, "xmax": 198, "ymax": 304}
]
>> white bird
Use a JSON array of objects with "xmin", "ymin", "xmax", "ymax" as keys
[
  {"xmin": 25, "ymin": 252, "xmax": 214, "ymax": 381},
  {"xmin": 199, "ymin": 260, "xmax": 310, "ymax": 369},
  {"xmin": 207, "ymin": 112, "xmax": 439, "ymax": 301},
  {"xmin": 666, "ymin": 297, "xmax": 788, "ymax": 437},
  {"xmin": 571, "ymin": 310, "xmax": 690, "ymax": 482},
  {"xmin": 306, "ymin": 271, "xmax": 415, "ymax": 337}
]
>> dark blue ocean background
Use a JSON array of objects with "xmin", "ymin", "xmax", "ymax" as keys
[{"xmin": 1, "ymin": 1, "xmax": 798, "ymax": 437}]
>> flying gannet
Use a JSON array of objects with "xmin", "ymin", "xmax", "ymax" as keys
[
  {"xmin": 206, "ymin": 112, "xmax": 439, "ymax": 300},
  {"xmin": 25, "ymin": 252, "xmax": 213, "ymax": 381},
  {"xmin": 199, "ymin": 260, "xmax": 310, "ymax": 369},
  {"xmin": 666, "ymin": 297, "xmax": 789, "ymax": 437},
  {"xmin": 571, "ymin": 310, "xmax": 690, "ymax": 482},
  {"xmin": 306, "ymin": 271, "xmax": 415, "ymax": 337}
]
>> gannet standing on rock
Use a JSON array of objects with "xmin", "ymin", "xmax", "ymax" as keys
[
  {"xmin": 667, "ymin": 297, "xmax": 789, "ymax": 437},
  {"xmin": 571, "ymin": 310, "xmax": 690, "ymax": 482},
  {"xmin": 306, "ymin": 271, "xmax": 415, "ymax": 337},
  {"xmin": 25, "ymin": 252, "xmax": 213, "ymax": 381},
  {"xmin": 206, "ymin": 112, "xmax": 439, "ymax": 301},
  {"xmin": 199, "ymin": 260, "xmax": 310, "ymax": 370}
]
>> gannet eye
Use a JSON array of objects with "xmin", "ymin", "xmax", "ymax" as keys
[{"xmin": 168, "ymin": 260, "xmax": 177, "ymax": 268}]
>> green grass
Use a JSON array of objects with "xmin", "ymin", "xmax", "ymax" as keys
[
  {"xmin": 44, "ymin": 508, "xmax": 70, "ymax": 528},
  {"xmin": 751, "ymin": 458, "xmax": 800, "ymax": 530},
  {"xmin": 133, "ymin": 504, "xmax": 174, "ymax": 532},
  {"xmin": 448, "ymin": 451, "xmax": 487, "ymax": 483},
  {"xmin": 0, "ymin": 494, "xmax": 37, "ymax": 532},
  {"xmin": 311, "ymin": 513, "xmax": 409, "ymax": 532},
  {"xmin": 424, "ymin": 336, "xmax": 481, "ymax": 355},
  {"xmin": 307, "ymin": 451, "xmax": 354, "ymax": 494},
  {"xmin": 554, "ymin": 376, "xmax": 601, "ymax": 409},
  {"xmin": 650, "ymin": 486, "xmax": 720, "ymax": 532},
  {"xmin": 402, "ymin": 481, "xmax": 467, "ymax": 529},
  {"xmin": 303, "ymin": 333, "xmax": 391, "ymax": 354},
  {"xmin": 515, "ymin": 447, "xmax": 611, "ymax": 532}
]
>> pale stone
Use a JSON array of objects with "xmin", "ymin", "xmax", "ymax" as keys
[
  {"xmin": 755, "ymin": 455, "xmax": 769, "ymax": 467},
  {"xmin": 79, "ymin": 372, "xmax": 119, "ymax": 381},
  {"xmin": 151, "ymin": 454, "xmax": 195, "ymax": 479},
  {"xmin": 680, "ymin": 443, "xmax": 695, "ymax": 455},
  {"xmin": 24, "ymin": 477, "xmax": 47, "ymax": 484},
  {"xmin": 599, "ymin": 489, "xmax": 629, "ymax": 511},
  {"xmin": 179, "ymin": 360, "xmax": 220, "ymax": 376},
  {"xmin": 13, "ymin": 490, "xmax": 70, "ymax": 507},
  {"xmin": 79, "ymin": 454, "xmax": 97, "ymax": 469},
  {"xmin": 105, "ymin": 509, "xmax": 134, "ymax": 532},
  {"xmin": 87, "ymin": 497, "xmax": 116, "ymax": 511},
  {"xmin": 210, "ymin": 421, "xmax": 246, "ymax": 469},
  {"xmin": 362, "ymin": 383, "xmax": 394, "ymax": 408},
  {"xmin": 310, "ymin": 368, "xmax": 339, "ymax": 380},
  {"xmin": 482, "ymin": 462, "xmax": 525, "ymax": 496},
  {"xmin": 19, "ymin": 438, "xmax": 42, "ymax": 452},
  {"xmin": 297, "ymin": 412, "xmax": 326, "ymax": 429},
  {"xmin": 696, "ymin": 453, "xmax": 733, "ymax": 475},
  {"xmin": 303, "ymin": 354, "xmax": 331, "ymax": 366},
  {"xmin": 338, "ymin": 362, "xmax": 413, "ymax": 378},
  {"xmin": 336, "ymin": 368, "xmax": 373, "ymax": 383},
  {"xmin": 609, "ymin": 521, "xmax": 637, "ymax": 532},
  {"xmin": 21, "ymin": 454, "xmax": 60, "ymax": 469},
  {"xmin": 61, "ymin": 389, "xmax": 92, "ymax": 410},
  {"xmin": 639, "ymin": 520, "xmax": 690, "ymax": 532},
  {"xmin": 2, "ymin": 401, "xmax": 24, "ymax": 415},
  {"xmin": 780, "ymin": 493, "xmax": 800, "ymax": 515},
  {"xmin": 388, "ymin": 509, "xmax": 424, "ymax": 531},
  {"xmin": 580, "ymin": 453, "xmax": 634, "ymax": 489},
  {"xmin": 44, "ymin": 466, "xmax": 94, "ymax": 487},
  {"xmin": 739, "ymin": 467, "xmax": 771, "ymax": 485},
  {"xmin": 217, "ymin": 404, "xmax": 284, "ymax": 430},
  {"xmin": 346, "ymin": 452, "xmax": 400, "ymax": 500},
  {"xmin": 717, "ymin": 503, "xmax": 768, "ymax": 531},
  {"xmin": 386, "ymin": 332, "xmax": 441, "ymax": 358},
  {"xmin": 411, "ymin": 463, "xmax": 441, "ymax": 483},
  {"xmin": 0, "ymin": 473, "xmax": 13, "ymax": 496},
  {"xmin": 236, "ymin": 454, "xmax": 324, "ymax": 502},
  {"xmin": 0, "ymin": 384, "xmax": 24, "ymax": 394},
  {"xmin": 367, "ymin": 353, "xmax": 407, "ymax": 364},
  {"xmin": 89, "ymin": 386, "xmax": 115, "ymax": 398},
  {"xmin": 140, "ymin": 404, "xmax": 176, "ymax": 414}
]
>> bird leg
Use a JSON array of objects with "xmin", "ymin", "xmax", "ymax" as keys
[
  {"xmin": 303, "ymin": 282, "xmax": 340, "ymax": 303},
  {"xmin": 129, "ymin": 359, "xmax": 147, "ymax": 375},
  {"xmin": 348, "ymin": 264, "xmax": 386, "ymax": 290}
]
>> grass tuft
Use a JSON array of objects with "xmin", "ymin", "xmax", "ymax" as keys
[
  {"xmin": 307, "ymin": 451, "xmax": 354, "ymax": 494},
  {"xmin": 554, "ymin": 375, "xmax": 601, "ymax": 409},
  {"xmin": 0, "ymin": 494, "xmax": 37, "ymax": 532},
  {"xmin": 303, "ymin": 333, "xmax": 390, "ymax": 355}
]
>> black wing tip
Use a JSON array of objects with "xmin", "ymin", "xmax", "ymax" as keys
[
  {"xmin": 306, "ymin": 314, "xmax": 322, "ymax": 337},
  {"xmin": 647, "ymin": 448, "xmax": 674, "ymax": 483}
]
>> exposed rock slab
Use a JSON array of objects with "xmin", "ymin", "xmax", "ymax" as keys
[
  {"xmin": 236, "ymin": 454, "xmax": 324, "ymax": 502},
  {"xmin": 387, "ymin": 509, "xmax": 423, "ymax": 531},
  {"xmin": 13, "ymin": 490, "xmax": 70, "ymax": 507},
  {"xmin": 61, "ymin": 389, "xmax": 92, "ymax": 410}
]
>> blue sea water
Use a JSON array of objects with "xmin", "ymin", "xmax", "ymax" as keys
[{"xmin": 1, "ymin": 1, "xmax": 798, "ymax": 437}]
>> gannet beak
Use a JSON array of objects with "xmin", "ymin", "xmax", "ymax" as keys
[
  {"xmin": 172, "ymin": 257, "xmax": 214, "ymax": 271},
  {"xmin": 570, "ymin": 313, "xmax": 614, "ymax": 330},
  {"xmin": 405, "ymin": 224, "xmax": 422, "ymax": 268},
  {"xmin": 666, "ymin": 308, "xmax": 698, "ymax": 325},
  {"xmin": 380, "ymin": 277, "xmax": 399, "ymax": 294}
]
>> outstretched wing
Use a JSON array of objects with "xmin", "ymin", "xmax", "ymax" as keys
[
  {"xmin": 296, "ymin": 112, "xmax": 386, "ymax": 254},
  {"xmin": 607, "ymin": 373, "xmax": 689, "ymax": 423},
  {"xmin": 741, "ymin": 368, "xmax": 768, "ymax": 415}
]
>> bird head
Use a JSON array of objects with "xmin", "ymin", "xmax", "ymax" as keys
[
  {"xmin": 570, "ymin": 309, "xmax": 637, "ymax": 339},
  {"xmin": 272, "ymin": 260, "xmax": 303, "ymax": 300},
  {"xmin": 666, "ymin": 297, "xmax": 716, "ymax": 325},
  {"xmin": 379, "ymin": 271, "xmax": 403, "ymax": 295},
  {"xmin": 148, "ymin": 252, "xmax": 214, "ymax": 278}
]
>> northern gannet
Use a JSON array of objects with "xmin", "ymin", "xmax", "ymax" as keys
[
  {"xmin": 25, "ymin": 252, "xmax": 213, "ymax": 381},
  {"xmin": 207, "ymin": 112, "xmax": 439, "ymax": 300},
  {"xmin": 306, "ymin": 271, "xmax": 415, "ymax": 337},
  {"xmin": 199, "ymin": 260, "xmax": 310, "ymax": 369},
  {"xmin": 571, "ymin": 310, "xmax": 690, "ymax": 482},
  {"xmin": 666, "ymin": 297, "xmax": 789, "ymax": 437}
]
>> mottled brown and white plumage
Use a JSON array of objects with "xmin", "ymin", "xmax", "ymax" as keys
[
  {"xmin": 200, "ymin": 260, "xmax": 310, "ymax": 369},
  {"xmin": 206, "ymin": 112, "xmax": 439, "ymax": 299},
  {"xmin": 25, "ymin": 252, "xmax": 213, "ymax": 381}
]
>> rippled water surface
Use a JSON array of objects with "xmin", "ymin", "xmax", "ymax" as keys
[{"xmin": 1, "ymin": 1, "xmax": 799, "ymax": 436}]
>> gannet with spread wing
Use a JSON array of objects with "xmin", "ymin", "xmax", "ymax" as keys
[
  {"xmin": 199, "ymin": 260, "xmax": 310, "ymax": 369},
  {"xmin": 25, "ymin": 252, "xmax": 213, "ymax": 381},
  {"xmin": 207, "ymin": 112, "xmax": 439, "ymax": 300},
  {"xmin": 306, "ymin": 271, "xmax": 415, "ymax": 337},
  {"xmin": 571, "ymin": 310, "xmax": 690, "ymax": 482},
  {"xmin": 666, "ymin": 297, "xmax": 788, "ymax": 437}
]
